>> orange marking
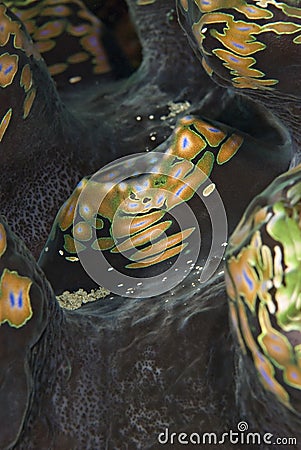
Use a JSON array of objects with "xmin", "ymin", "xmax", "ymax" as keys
[
  {"xmin": 111, "ymin": 220, "xmax": 172, "ymax": 253},
  {"xmin": 0, "ymin": 5, "xmax": 22, "ymax": 46},
  {"xmin": 0, "ymin": 269, "xmax": 33, "ymax": 328},
  {"xmin": 73, "ymin": 221, "xmax": 92, "ymax": 242},
  {"xmin": 112, "ymin": 211, "xmax": 165, "ymax": 239},
  {"xmin": 127, "ymin": 243, "xmax": 188, "ymax": 269},
  {"xmin": 23, "ymin": 88, "xmax": 36, "ymax": 119},
  {"xmin": 179, "ymin": 0, "xmax": 188, "ymax": 11},
  {"xmin": 196, "ymin": 150, "xmax": 215, "ymax": 176},
  {"xmin": 131, "ymin": 227, "xmax": 195, "ymax": 262},
  {"xmin": 41, "ymin": 6, "xmax": 72, "ymax": 17},
  {"xmin": 67, "ymin": 52, "xmax": 90, "ymax": 64},
  {"xmin": 171, "ymin": 126, "xmax": 206, "ymax": 160},
  {"xmin": 217, "ymin": 134, "xmax": 244, "ymax": 164},
  {"xmin": 58, "ymin": 180, "xmax": 88, "ymax": 232},
  {"xmin": 35, "ymin": 39, "xmax": 56, "ymax": 53},
  {"xmin": 0, "ymin": 108, "xmax": 12, "ymax": 142},
  {"xmin": 67, "ymin": 23, "xmax": 91, "ymax": 37},
  {"xmin": 0, "ymin": 53, "xmax": 18, "ymax": 88},
  {"xmin": 33, "ymin": 20, "xmax": 65, "ymax": 40},
  {"xmin": 193, "ymin": 119, "xmax": 226, "ymax": 146},
  {"xmin": 238, "ymin": 298, "xmax": 290, "ymax": 406},
  {"xmin": 48, "ymin": 63, "xmax": 68, "ymax": 76},
  {"xmin": 80, "ymin": 34, "xmax": 111, "ymax": 74},
  {"xmin": 20, "ymin": 64, "xmax": 32, "ymax": 92},
  {"xmin": 11, "ymin": 4, "xmax": 41, "ymax": 21},
  {"xmin": 0, "ymin": 223, "xmax": 7, "ymax": 257},
  {"xmin": 202, "ymin": 57, "xmax": 213, "ymax": 76},
  {"xmin": 285, "ymin": 364, "xmax": 301, "ymax": 389},
  {"xmin": 92, "ymin": 237, "xmax": 114, "ymax": 251},
  {"xmin": 64, "ymin": 235, "xmax": 85, "ymax": 254},
  {"xmin": 23, "ymin": 19, "xmax": 36, "ymax": 35}
]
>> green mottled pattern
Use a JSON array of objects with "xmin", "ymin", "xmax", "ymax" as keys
[
  {"xmin": 177, "ymin": 0, "xmax": 301, "ymax": 92},
  {"xmin": 45, "ymin": 115, "xmax": 243, "ymax": 270},
  {"xmin": 225, "ymin": 163, "xmax": 301, "ymax": 413}
]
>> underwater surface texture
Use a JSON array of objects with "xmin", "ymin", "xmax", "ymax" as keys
[{"xmin": 0, "ymin": 0, "xmax": 301, "ymax": 449}]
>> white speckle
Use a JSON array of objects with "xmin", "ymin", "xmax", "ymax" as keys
[
  {"xmin": 126, "ymin": 288, "xmax": 135, "ymax": 295},
  {"xmin": 221, "ymin": 242, "xmax": 228, "ymax": 247},
  {"xmin": 44, "ymin": 246, "xmax": 49, "ymax": 252},
  {"xmin": 59, "ymin": 249, "xmax": 64, "ymax": 256},
  {"xmin": 203, "ymin": 183, "xmax": 216, "ymax": 197},
  {"xmin": 218, "ymin": 270, "xmax": 224, "ymax": 276},
  {"xmin": 137, "ymin": 282, "xmax": 143, "ymax": 286},
  {"xmin": 201, "ymin": 27, "xmax": 208, "ymax": 33},
  {"xmin": 162, "ymin": 277, "xmax": 167, "ymax": 282},
  {"xmin": 69, "ymin": 75, "xmax": 82, "ymax": 84},
  {"xmin": 160, "ymin": 101, "xmax": 191, "ymax": 121},
  {"xmin": 107, "ymin": 267, "xmax": 114, "ymax": 272},
  {"xmin": 117, "ymin": 283, "xmax": 124, "ymax": 288},
  {"xmin": 187, "ymin": 260, "xmax": 193, "ymax": 264},
  {"xmin": 148, "ymin": 114, "xmax": 154, "ymax": 120},
  {"xmin": 174, "ymin": 268, "xmax": 179, "ymax": 272},
  {"xmin": 136, "ymin": 115, "xmax": 142, "ymax": 121}
]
